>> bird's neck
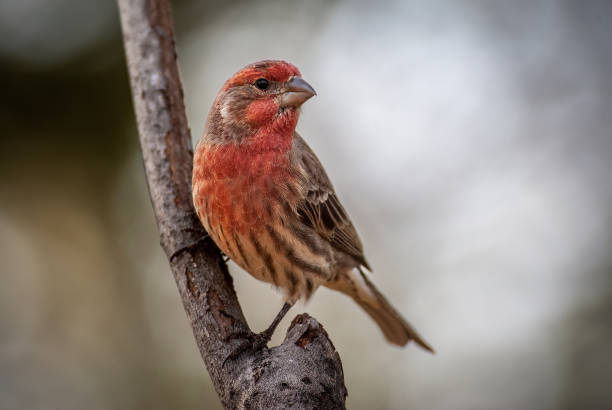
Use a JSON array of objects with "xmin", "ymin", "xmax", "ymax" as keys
[{"xmin": 196, "ymin": 109, "xmax": 300, "ymax": 181}]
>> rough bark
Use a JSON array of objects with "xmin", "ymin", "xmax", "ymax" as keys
[{"xmin": 117, "ymin": 0, "xmax": 347, "ymax": 408}]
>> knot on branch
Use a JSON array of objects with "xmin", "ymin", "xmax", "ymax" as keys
[{"xmin": 231, "ymin": 314, "xmax": 347, "ymax": 409}]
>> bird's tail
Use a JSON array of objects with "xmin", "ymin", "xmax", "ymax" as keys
[{"xmin": 326, "ymin": 268, "xmax": 434, "ymax": 352}]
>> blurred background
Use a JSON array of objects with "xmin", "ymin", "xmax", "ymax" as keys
[{"xmin": 1, "ymin": 0, "xmax": 612, "ymax": 409}]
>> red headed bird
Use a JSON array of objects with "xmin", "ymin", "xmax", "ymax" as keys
[{"xmin": 192, "ymin": 60, "xmax": 432, "ymax": 351}]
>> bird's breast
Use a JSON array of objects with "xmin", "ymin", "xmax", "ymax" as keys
[{"xmin": 192, "ymin": 142, "xmax": 299, "ymax": 236}]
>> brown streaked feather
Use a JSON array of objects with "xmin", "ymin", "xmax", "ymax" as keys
[
  {"xmin": 250, "ymin": 231, "xmax": 279, "ymax": 286},
  {"xmin": 265, "ymin": 225, "xmax": 329, "ymax": 278},
  {"xmin": 292, "ymin": 133, "xmax": 371, "ymax": 270}
]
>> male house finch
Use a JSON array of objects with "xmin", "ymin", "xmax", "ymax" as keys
[{"xmin": 192, "ymin": 60, "xmax": 432, "ymax": 351}]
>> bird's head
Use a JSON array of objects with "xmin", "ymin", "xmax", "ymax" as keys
[{"xmin": 205, "ymin": 60, "xmax": 316, "ymax": 145}]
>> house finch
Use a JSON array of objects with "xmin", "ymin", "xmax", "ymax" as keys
[{"xmin": 192, "ymin": 60, "xmax": 432, "ymax": 351}]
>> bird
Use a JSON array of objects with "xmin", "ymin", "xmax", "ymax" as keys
[{"xmin": 192, "ymin": 60, "xmax": 432, "ymax": 352}]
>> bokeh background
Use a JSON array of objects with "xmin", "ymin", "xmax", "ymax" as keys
[{"xmin": 2, "ymin": 0, "xmax": 612, "ymax": 409}]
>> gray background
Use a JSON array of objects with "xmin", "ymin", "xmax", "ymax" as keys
[{"xmin": 1, "ymin": 1, "xmax": 611, "ymax": 409}]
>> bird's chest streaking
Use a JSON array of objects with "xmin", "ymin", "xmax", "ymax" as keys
[{"xmin": 193, "ymin": 138, "xmax": 332, "ymax": 302}]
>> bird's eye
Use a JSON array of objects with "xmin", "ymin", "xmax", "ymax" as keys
[{"xmin": 255, "ymin": 78, "xmax": 269, "ymax": 90}]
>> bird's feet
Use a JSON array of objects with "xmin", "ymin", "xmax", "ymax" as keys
[
  {"xmin": 250, "ymin": 328, "xmax": 275, "ymax": 351},
  {"xmin": 250, "ymin": 302, "xmax": 292, "ymax": 350}
]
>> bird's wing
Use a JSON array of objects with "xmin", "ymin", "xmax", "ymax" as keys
[{"xmin": 291, "ymin": 132, "xmax": 371, "ymax": 270}]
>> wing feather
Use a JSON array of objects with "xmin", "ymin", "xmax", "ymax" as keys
[{"xmin": 292, "ymin": 133, "xmax": 371, "ymax": 270}]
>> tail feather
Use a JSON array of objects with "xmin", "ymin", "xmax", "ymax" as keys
[{"xmin": 327, "ymin": 268, "xmax": 434, "ymax": 352}]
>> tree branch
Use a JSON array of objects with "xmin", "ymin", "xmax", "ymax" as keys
[{"xmin": 117, "ymin": 0, "xmax": 347, "ymax": 408}]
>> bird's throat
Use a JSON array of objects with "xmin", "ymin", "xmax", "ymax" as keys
[{"xmin": 247, "ymin": 108, "xmax": 299, "ymax": 154}]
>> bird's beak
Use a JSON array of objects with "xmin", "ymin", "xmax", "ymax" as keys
[{"xmin": 280, "ymin": 76, "xmax": 316, "ymax": 108}]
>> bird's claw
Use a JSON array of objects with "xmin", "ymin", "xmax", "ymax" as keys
[{"xmin": 250, "ymin": 329, "xmax": 273, "ymax": 351}]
